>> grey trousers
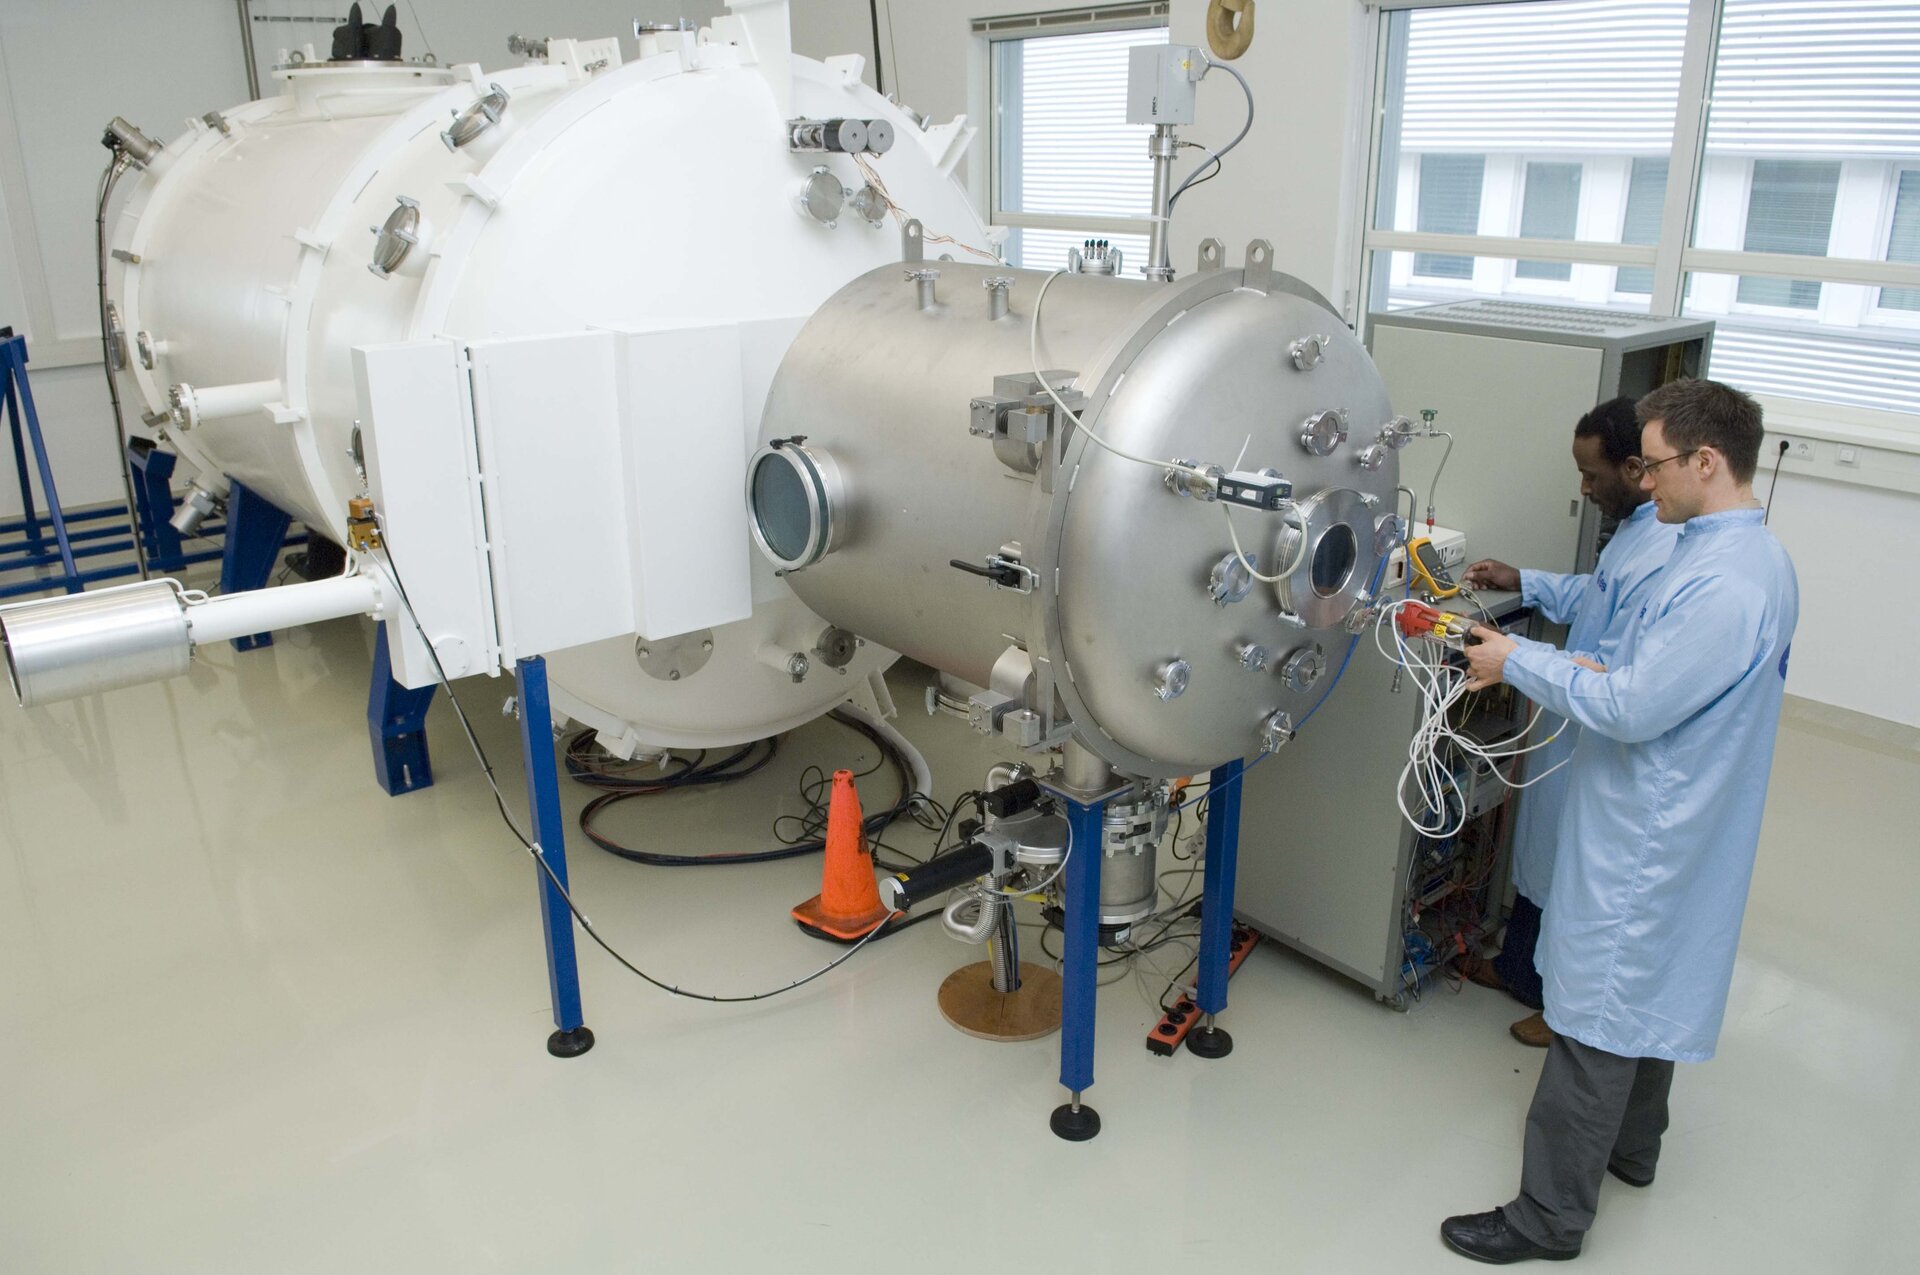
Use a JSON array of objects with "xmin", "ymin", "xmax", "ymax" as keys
[{"xmin": 1502, "ymin": 1032, "xmax": 1675, "ymax": 1251}]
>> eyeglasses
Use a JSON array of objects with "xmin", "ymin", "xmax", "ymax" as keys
[{"xmin": 1635, "ymin": 448, "xmax": 1699, "ymax": 476}]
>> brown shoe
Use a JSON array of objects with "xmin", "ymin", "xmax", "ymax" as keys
[
  {"xmin": 1462, "ymin": 956, "xmax": 1505, "ymax": 991},
  {"xmin": 1510, "ymin": 1011, "xmax": 1553, "ymax": 1047}
]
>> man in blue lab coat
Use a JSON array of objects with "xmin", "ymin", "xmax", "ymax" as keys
[
  {"xmin": 1439, "ymin": 379, "xmax": 1798, "ymax": 1264},
  {"xmin": 1460, "ymin": 398, "xmax": 1681, "ymax": 1048}
]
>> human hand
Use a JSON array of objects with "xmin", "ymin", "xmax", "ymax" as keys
[
  {"xmin": 1571, "ymin": 655, "xmax": 1607, "ymax": 673},
  {"xmin": 1462, "ymin": 559, "xmax": 1520, "ymax": 591},
  {"xmin": 1463, "ymin": 625, "xmax": 1516, "ymax": 690}
]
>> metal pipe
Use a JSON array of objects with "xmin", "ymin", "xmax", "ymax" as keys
[
  {"xmin": 169, "ymin": 481, "xmax": 227, "ymax": 537},
  {"xmin": 1062, "ymin": 737, "xmax": 1112, "ymax": 794},
  {"xmin": 1424, "ymin": 430, "xmax": 1455, "ymax": 528},
  {"xmin": 236, "ymin": 0, "xmax": 262, "ymax": 100},
  {"xmin": 182, "ymin": 573, "xmax": 381, "ymax": 644},
  {"xmin": 175, "ymin": 379, "xmax": 282, "ymax": 428},
  {"xmin": 989, "ymin": 900, "xmax": 1020, "ymax": 993},
  {"xmin": 1, "ymin": 573, "xmax": 382, "ymax": 707},
  {"xmin": 1144, "ymin": 125, "xmax": 1178, "ymax": 282},
  {"xmin": 984, "ymin": 275, "xmax": 1014, "ymax": 321},
  {"xmin": 941, "ymin": 892, "xmax": 995, "ymax": 943},
  {"xmin": 94, "ymin": 156, "xmax": 149, "ymax": 582}
]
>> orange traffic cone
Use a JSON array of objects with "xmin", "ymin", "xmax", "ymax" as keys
[{"xmin": 791, "ymin": 769, "xmax": 894, "ymax": 942}]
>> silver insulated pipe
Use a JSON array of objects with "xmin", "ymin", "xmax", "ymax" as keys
[
  {"xmin": 1, "ymin": 581, "xmax": 191, "ymax": 706},
  {"xmin": 1, "ymin": 574, "xmax": 384, "ymax": 708}
]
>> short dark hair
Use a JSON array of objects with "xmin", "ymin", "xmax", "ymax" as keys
[
  {"xmin": 1573, "ymin": 396, "xmax": 1642, "ymax": 465},
  {"xmin": 1635, "ymin": 378, "xmax": 1764, "ymax": 482}
]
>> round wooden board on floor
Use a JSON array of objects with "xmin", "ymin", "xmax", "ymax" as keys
[{"xmin": 937, "ymin": 961, "xmax": 1063, "ymax": 1041}]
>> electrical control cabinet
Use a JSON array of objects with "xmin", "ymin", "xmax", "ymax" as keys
[
  {"xmin": 1236, "ymin": 594, "xmax": 1534, "ymax": 1007},
  {"xmin": 1239, "ymin": 303, "xmax": 1712, "ymax": 1005},
  {"xmin": 1370, "ymin": 302, "xmax": 1713, "ymax": 574}
]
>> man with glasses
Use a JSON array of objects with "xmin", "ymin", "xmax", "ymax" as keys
[
  {"xmin": 1459, "ymin": 397, "xmax": 1681, "ymax": 1050},
  {"xmin": 1439, "ymin": 379, "xmax": 1799, "ymax": 1264}
]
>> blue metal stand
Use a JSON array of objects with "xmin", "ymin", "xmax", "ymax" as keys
[
  {"xmin": 1050, "ymin": 793, "xmax": 1107, "ymax": 1141},
  {"xmin": 1188, "ymin": 757, "xmax": 1245, "ymax": 1059},
  {"xmin": 514, "ymin": 655, "xmax": 595, "ymax": 1058},
  {"xmin": 366, "ymin": 622, "xmax": 436, "ymax": 795},
  {"xmin": 218, "ymin": 480, "xmax": 293, "ymax": 650},
  {"xmin": 1, "ymin": 333, "xmax": 82, "ymax": 594},
  {"xmin": 127, "ymin": 444, "xmax": 183, "ymax": 570}
]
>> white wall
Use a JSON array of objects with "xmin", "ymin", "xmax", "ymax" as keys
[{"xmin": 1761, "ymin": 469, "xmax": 1919, "ymax": 728}]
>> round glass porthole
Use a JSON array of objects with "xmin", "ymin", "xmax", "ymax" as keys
[
  {"xmin": 745, "ymin": 438, "xmax": 843, "ymax": 572},
  {"xmin": 1271, "ymin": 487, "xmax": 1381, "ymax": 630},
  {"xmin": 1310, "ymin": 522, "xmax": 1358, "ymax": 598}
]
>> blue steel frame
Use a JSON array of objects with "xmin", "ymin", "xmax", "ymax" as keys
[
  {"xmin": 513, "ymin": 655, "xmax": 591, "ymax": 1052},
  {"xmin": 1058, "ymin": 795, "xmax": 1108, "ymax": 1097},
  {"xmin": 2, "ymin": 333, "xmax": 81, "ymax": 594},
  {"xmin": 218, "ymin": 481, "xmax": 293, "ymax": 650},
  {"xmin": 366, "ymin": 622, "xmax": 436, "ymax": 795},
  {"xmin": 1195, "ymin": 758, "xmax": 1245, "ymax": 1016},
  {"xmin": 1054, "ymin": 757, "xmax": 1248, "ymax": 1130}
]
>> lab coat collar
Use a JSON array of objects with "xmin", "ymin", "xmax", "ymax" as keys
[
  {"xmin": 1678, "ymin": 506, "xmax": 1765, "ymax": 540},
  {"xmin": 1622, "ymin": 500, "xmax": 1659, "ymax": 526}
]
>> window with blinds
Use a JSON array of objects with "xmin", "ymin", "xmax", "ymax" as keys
[
  {"xmin": 1880, "ymin": 170, "xmax": 1920, "ymax": 312},
  {"xmin": 1734, "ymin": 161, "xmax": 1840, "ymax": 310},
  {"xmin": 987, "ymin": 10, "xmax": 1169, "ymax": 270},
  {"xmin": 1370, "ymin": 0, "xmax": 1689, "ymax": 310},
  {"xmin": 1686, "ymin": 0, "xmax": 1920, "ymax": 414},
  {"xmin": 1413, "ymin": 154, "xmax": 1485, "ymax": 278},
  {"xmin": 1614, "ymin": 158, "xmax": 1668, "ymax": 295},
  {"xmin": 1363, "ymin": 0, "xmax": 1920, "ymax": 422},
  {"xmin": 1517, "ymin": 162, "xmax": 1583, "ymax": 281}
]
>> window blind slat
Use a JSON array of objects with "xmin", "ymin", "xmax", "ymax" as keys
[
  {"xmin": 998, "ymin": 24, "xmax": 1170, "ymax": 243},
  {"xmin": 1401, "ymin": 0, "xmax": 1688, "ymax": 152}
]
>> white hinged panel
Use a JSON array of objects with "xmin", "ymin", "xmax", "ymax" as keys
[
  {"xmin": 468, "ymin": 331, "xmax": 634, "ymax": 661},
  {"xmin": 609, "ymin": 324, "xmax": 756, "ymax": 640},
  {"xmin": 352, "ymin": 339, "xmax": 498, "ymax": 688}
]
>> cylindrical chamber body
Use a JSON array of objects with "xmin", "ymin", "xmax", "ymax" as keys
[
  {"xmin": 103, "ymin": 41, "xmax": 991, "ymax": 748},
  {"xmin": 758, "ymin": 261, "xmax": 1402, "ymax": 777}
]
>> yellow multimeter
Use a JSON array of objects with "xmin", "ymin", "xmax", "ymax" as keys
[{"xmin": 1406, "ymin": 536, "xmax": 1462, "ymax": 599}]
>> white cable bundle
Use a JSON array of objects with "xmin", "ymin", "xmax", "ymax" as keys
[{"xmin": 1373, "ymin": 599, "xmax": 1572, "ymax": 838}]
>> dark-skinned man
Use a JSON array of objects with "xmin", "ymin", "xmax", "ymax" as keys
[
  {"xmin": 1438, "ymin": 379, "xmax": 1798, "ymax": 1263},
  {"xmin": 1459, "ymin": 398, "xmax": 1680, "ymax": 1048}
]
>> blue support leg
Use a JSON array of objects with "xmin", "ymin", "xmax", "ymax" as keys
[
  {"xmin": 1188, "ymin": 757, "xmax": 1244, "ymax": 1059},
  {"xmin": 366, "ymin": 622, "xmax": 436, "ymax": 795},
  {"xmin": 127, "ymin": 444, "xmax": 186, "ymax": 571},
  {"xmin": 218, "ymin": 480, "xmax": 293, "ymax": 650},
  {"xmin": 3, "ymin": 337, "xmax": 80, "ymax": 591},
  {"xmin": 5, "ymin": 364, "xmax": 38, "ymax": 551},
  {"xmin": 514, "ymin": 655, "xmax": 595, "ymax": 1058},
  {"xmin": 1051, "ymin": 794, "xmax": 1107, "ymax": 1141}
]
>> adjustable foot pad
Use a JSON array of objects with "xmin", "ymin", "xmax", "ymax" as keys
[
  {"xmin": 1049, "ymin": 1103, "xmax": 1102, "ymax": 1141},
  {"xmin": 547, "ymin": 1026, "xmax": 596, "ymax": 1058},
  {"xmin": 1185, "ymin": 1025, "xmax": 1234, "ymax": 1059}
]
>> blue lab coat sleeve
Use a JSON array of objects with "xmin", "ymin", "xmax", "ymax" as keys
[
  {"xmin": 1519, "ymin": 569, "xmax": 1590, "ymax": 626},
  {"xmin": 1503, "ymin": 574, "xmax": 1769, "ymax": 744}
]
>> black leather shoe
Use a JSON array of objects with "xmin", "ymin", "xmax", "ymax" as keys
[
  {"xmin": 1607, "ymin": 1161, "xmax": 1654, "ymax": 1188},
  {"xmin": 1440, "ymin": 1210, "xmax": 1581, "ymax": 1264}
]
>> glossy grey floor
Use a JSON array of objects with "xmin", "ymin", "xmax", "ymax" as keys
[{"xmin": 2, "ymin": 610, "xmax": 1915, "ymax": 1273}]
